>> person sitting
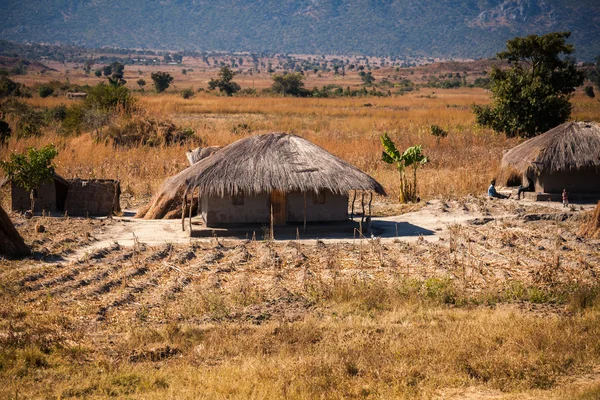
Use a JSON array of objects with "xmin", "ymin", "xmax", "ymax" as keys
[
  {"xmin": 517, "ymin": 175, "xmax": 534, "ymax": 200},
  {"xmin": 488, "ymin": 180, "xmax": 510, "ymax": 199}
]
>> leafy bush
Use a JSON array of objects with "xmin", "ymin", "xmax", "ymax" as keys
[
  {"xmin": 430, "ymin": 124, "xmax": 448, "ymax": 140},
  {"xmin": 584, "ymin": 86, "xmax": 595, "ymax": 98},
  {"xmin": 84, "ymin": 83, "xmax": 135, "ymax": 114},
  {"xmin": 38, "ymin": 86, "xmax": 54, "ymax": 98},
  {"xmin": 0, "ymin": 76, "xmax": 24, "ymax": 98},
  {"xmin": 181, "ymin": 88, "xmax": 194, "ymax": 99}
]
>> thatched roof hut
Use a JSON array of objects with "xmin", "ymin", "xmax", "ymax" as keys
[
  {"xmin": 138, "ymin": 133, "xmax": 385, "ymax": 227},
  {"xmin": 497, "ymin": 121, "xmax": 600, "ymax": 194}
]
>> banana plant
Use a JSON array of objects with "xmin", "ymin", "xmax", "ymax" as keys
[
  {"xmin": 381, "ymin": 132, "xmax": 407, "ymax": 202},
  {"xmin": 381, "ymin": 132, "xmax": 428, "ymax": 203},
  {"xmin": 402, "ymin": 145, "xmax": 429, "ymax": 201}
]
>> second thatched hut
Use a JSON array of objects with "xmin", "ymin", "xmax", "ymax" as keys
[
  {"xmin": 497, "ymin": 121, "xmax": 600, "ymax": 194},
  {"xmin": 138, "ymin": 133, "xmax": 386, "ymax": 228}
]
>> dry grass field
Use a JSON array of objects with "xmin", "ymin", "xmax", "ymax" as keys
[
  {"xmin": 2, "ymin": 60, "xmax": 600, "ymax": 399},
  {"xmin": 2, "ymin": 199, "xmax": 600, "ymax": 399}
]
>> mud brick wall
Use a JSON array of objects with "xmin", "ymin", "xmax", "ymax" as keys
[
  {"xmin": 11, "ymin": 180, "xmax": 57, "ymax": 213},
  {"xmin": 65, "ymin": 179, "xmax": 120, "ymax": 216}
]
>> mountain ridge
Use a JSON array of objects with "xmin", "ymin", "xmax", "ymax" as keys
[{"xmin": 1, "ymin": 0, "xmax": 598, "ymax": 60}]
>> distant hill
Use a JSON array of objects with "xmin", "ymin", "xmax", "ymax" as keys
[{"xmin": 1, "ymin": 0, "xmax": 599, "ymax": 61}]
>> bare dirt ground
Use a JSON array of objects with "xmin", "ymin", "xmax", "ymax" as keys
[{"xmin": 68, "ymin": 197, "xmax": 595, "ymax": 259}]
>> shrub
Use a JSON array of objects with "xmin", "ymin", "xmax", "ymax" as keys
[
  {"xmin": 584, "ymin": 86, "xmax": 595, "ymax": 98},
  {"xmin": 430, "ymin": 124, "xmax": 448, "ymax": 140},
  {"xmin": 38, "ymin": 86, "xmax": 54, "ymax": 98},
  {"xmin": 84, "ymin": 83, "xmax": 135, "ymax": 114},
  {"xmin": 96, "ymin": 117, "xmax": 199, "ymax": 147},
  {"xmin": 181, "ymin": 88, "xmax": 194, "ymax": 99}
]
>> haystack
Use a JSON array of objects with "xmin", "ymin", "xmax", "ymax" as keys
[
  {"xmin": 580, "ymin": 201, "xmax": 600, "ymax": 239},
  {"xmin": 137, "ymin": 133, "xmax": 385, "ymax": 221},
  {"xmin": 497, "ymin": 121, "xmax": 600, "ymax": 193},
  {"xmin": 0, "ymin": 205, "xmax": 30, "ymax": 257}
]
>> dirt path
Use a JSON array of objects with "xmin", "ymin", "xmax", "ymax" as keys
[{"xmin": 68, "ymin": 199, "xmax": 592, "ymax": 263}]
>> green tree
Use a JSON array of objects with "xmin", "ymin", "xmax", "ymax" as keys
[
  {"xmin": 271, "ymin": 72, "xmax": 308, "ymax": 96},
  {"xmin": 0, "ymin": 145, "xmax": 58, "ymax": 212},
  {"xmin": 136, "ymin": 78, "xmax": 146, "ymax": 90},
  {"xmin": 359, "ymin": 71, "xmax": 375, "ymax": 86},
  {"xmin": 0, "ymin": 76, "xmax": 21, "ymax": 98},
  {"xmin": 208, "ymin": 66, "xmax": 241, "ymax": 96},
  {"xmin": 151, "ymin": 71, "xmax": 174, "ymax": 93},
  {"xmin": 381, "ymin": 133, "xmax": 428, "ymax": 203},
  {"xmin": 473, "ymin": 31, "xmax": 585, "ymax": 138}
]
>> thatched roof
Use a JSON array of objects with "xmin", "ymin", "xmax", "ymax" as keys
[
  {"xmin": 498, "ymin": 121, "xmax": 600, "ymax": 181},
  {"xmin": 0, "ymin": 172, "xmax": 69, "ymax": 188},
  {"xmin": 169, "ymin": 133, "xmax": 385, "ymax": 198}
]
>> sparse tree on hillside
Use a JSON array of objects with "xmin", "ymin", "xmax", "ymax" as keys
[
  {"xmin": 0, "ymin": 145, "xmax": 58, "ymax": 212},
  {"xmin": 473, "ymin": 31, "xmax": 585, "ymax": 138},
  {"xmin": 137, "ymin": 78, "xmax": 146, "ymax": 90},
  {"xmin": 208, "ymin": 66, "xmax": 240, "ymax": 96},
  {"xmin": 271, "ymin": 72, "xmax": 307, "ymax": 96},
  {"xmin": 360, "ymin": 71, "xmax": 375, "ymax": 86},
  {"xmin": 151, "ymin": 71, "xmax": 174, "ymax": 93},
  {"xmin": 102, "ymin": 62, "xmax": 126, "ymax": 86}
]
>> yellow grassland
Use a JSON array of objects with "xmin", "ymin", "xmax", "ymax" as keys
[{"xmin": 4, "ymin": 89, "xmax": 598, "ymax": 206}]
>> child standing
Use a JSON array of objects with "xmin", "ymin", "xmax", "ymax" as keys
[{"xmin": 562, "ymin": 189, "xmax": 569, "ymax": 208}]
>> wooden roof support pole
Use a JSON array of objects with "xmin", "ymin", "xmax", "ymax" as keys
[
  {"xmin": 350, "ymin": 190, "xmax": 356, "ymax": 221},
  {"xmin": 360, "ymin": 191, "xmax": 365, "ymax": 235},
  {"xmin": 188, "ymin": 185, "xmax": 194, "ymax": 237},
  {"xmin": 368, "ymin": 191, "xmax": 373, "ymax": 234},
  {"xmin": 181, "ymin": 185, "xmax": 190, "ymax": 231},
  {"xmin": 270, "ymin": 202, "xmax": 274, "ymax": 240},
  {"xmin": 303, "ymin": 191, "xmax": 307, "ymax": 234}
]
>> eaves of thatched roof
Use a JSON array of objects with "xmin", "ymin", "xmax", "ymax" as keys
[
  {"xmin": 0, "ymin": 172, "xmax": 69, "ymax": 188},
  {"xmin": 498, "ymin": 121, "xmax": 600, "ymax": 179},
  {"xmin": 164, "ymin": 133, "xmax": 386, "ymax": 197}
]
